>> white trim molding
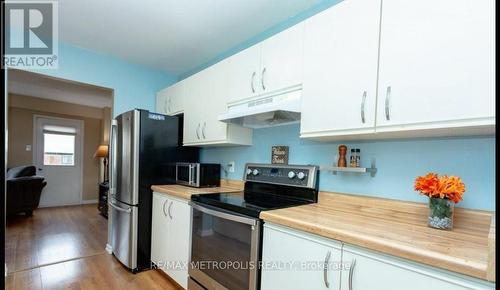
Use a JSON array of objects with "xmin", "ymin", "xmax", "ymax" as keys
[{"xmin": 81, "ymin": 199, "xmax": 98, "ymax": 204}]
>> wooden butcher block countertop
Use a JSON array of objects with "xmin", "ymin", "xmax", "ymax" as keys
[
  {"xmin": 260, "ymin": 192, "xmax": 496, "ymax": 282},
  {"xmin": 151, "ymin": 179, "xmax": 244, "ymax": 200}
]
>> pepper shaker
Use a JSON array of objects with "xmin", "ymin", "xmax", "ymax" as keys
[{"xmin": 337, "ymin": 145, "xmax": 347, "ymax": 167}]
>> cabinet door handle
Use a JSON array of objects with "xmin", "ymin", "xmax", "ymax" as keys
[
  {"xmin": 323, "ymin": 250, "xmax": 331, "ymax": 288},
  {"xmin": 348, "ymin": 259, "xmax": 356, "ymax": 290},
  {"xmin": 196, "ymin": 123, "xmax": 201, "ymax": 140},
  {"xmin": 261, "ymin": 67, "xmax": 266, "ymax": 90},
  {"xmin": 251, "ymin": 71, "xmax": 256, "ymax": 93},
  {"xmin": 162, "ymin": 200, "xmax": 168, "ymax": 217},
  {"xmin": 168, "ymin": 201, "xmax": 173, "ymax": 219},
  {"xmin": 202, "ymin": 122, "xmax": 206, "ymax": 139},
  {"xmin": 360, "ymin": 91, "xmax": 367, "ymax": 124},
  {"xmin": 385, "ymin": 86, "xmax": 391, "ymax": 121}
]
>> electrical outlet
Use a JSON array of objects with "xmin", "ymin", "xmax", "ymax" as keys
[{"xmin": 227, "ymin": 161, "xmax": 235, "ymax": 173}]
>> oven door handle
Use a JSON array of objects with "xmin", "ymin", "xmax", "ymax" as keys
[{"xmin": 191, "ymin": 202, "xmax": 257, "ymax": 226}]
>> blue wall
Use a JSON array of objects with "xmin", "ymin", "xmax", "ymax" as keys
[
  {"xmin": 180, "ymin": 0, "xmax": 342, "ymax": 79},
  {"xmin": 24, "ymin": 43, "xmax": 177, "ymax": 116},
  {"xmin": 201, "ymin": 124, "xmax": 495, "ymax": 210}
]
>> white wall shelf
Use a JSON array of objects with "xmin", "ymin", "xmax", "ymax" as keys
[{"xmin": 321, "ymin": 162, "xmax": 377, "ymax": 177}]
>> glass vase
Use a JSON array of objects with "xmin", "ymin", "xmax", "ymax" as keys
[{"xmin": 428, "ymin": 197, "xmax": 454, "ymax": 230}]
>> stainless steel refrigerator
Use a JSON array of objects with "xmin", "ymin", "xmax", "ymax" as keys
[{"xmin": 108, "ymin": 109, "xmax": 198, "ymax": 273}]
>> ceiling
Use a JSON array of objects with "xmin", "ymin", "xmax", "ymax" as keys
[
  {"xmin": 58, "ymin": 0, "xmax": 322, "ymax": 76},
  {"xmin": 8, "ymin": 70, "xmax": 113, "ymax": 108}
]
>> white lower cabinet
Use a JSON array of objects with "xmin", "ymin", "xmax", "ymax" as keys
[
  {"xmin": 151, "ymin": 192, "xmax": 191, "ymax": 289},
  {"xmin": 261, "ymin": 223, "xmax": 494, "ymax": 290},
  {"xmin": 151, "ymin": 193, "xmax": 168, "ymax": 266},
  {"xmin": 340, "ymin": 244, "xmax": 494, "ymax": 290},
  {"xmin": 261, "ymin": 224, "xmax": 342, "ymax": 290}
]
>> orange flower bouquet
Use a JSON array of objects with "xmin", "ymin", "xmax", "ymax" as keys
[{"xmin": 414, "ymin": 173, "xmax": 465, "ymax": 230}]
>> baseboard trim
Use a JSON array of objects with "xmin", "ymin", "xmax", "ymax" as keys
[
  {"xmin": 38, "ymin": 201, "xmax": 82, "ymax": 208},
  {"xmin": 81, "ymin": 199, "xmax": 98, "ymax": 204}
]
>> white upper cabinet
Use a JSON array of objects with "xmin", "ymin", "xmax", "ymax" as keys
[
  {"xmin": 376, "ymin": 0, "xmax": 495, "ymax": 134},
  {"xmin": 300, "ymin": 0, "xmax": 381, "ymax": 139},
  {"xmin": 227, "ymin": 44, "xmax": 262, "ymax": 103},
  {"xmin": 167, "ymin": 80, "xmax": 185, "ymax": 115},
  {"xmin": 158, "ymin": 0, "xmax": 495, "ymax": 144},
  {"xmin": 183, "ymin": 70, "xmax": 209, "ymax": 144},
  {"xmin": 183, "ymin": 60, "xmax": 253, "ymax": 146},
  {"xmin": 227, "ymin": 23, "xmax": 305, "ymax": 104},
  {"xmin": 200, "ymin": 60, "xmax": 233, "ymax": 143},
  {"xmin": 155, "ymin": 81, "xmax": 186, "ymax": 116},
  {"xmin": 260, "ymin": 23, "xmax": 304, "ymax": 94},
  {"xmin": 155, "ymin": 87, "xmax": 169, "ymax": 114}
]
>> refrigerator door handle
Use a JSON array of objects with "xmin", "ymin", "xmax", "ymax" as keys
[
  {"xmin": 109, "ymin": 120, "xmax": 118, "ymax": 197},
  {"xmin": 109, "ymin": 200, "xmax": 132, "ymax": 214}
]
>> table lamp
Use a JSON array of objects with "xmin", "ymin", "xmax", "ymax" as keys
[{"xmin": 93, "ymin": 144, "xmax": 109, "ymax": 182}]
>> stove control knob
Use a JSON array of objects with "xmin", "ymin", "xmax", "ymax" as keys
[
  {"xmin": 252, "ymin": 169, "xmax": 259, "ymax": 176},
  {"xmin": 246, "ymin": 168, "xmax": 252, "ymax": 175},
  {"xmin": 288, "ymin": 171, "xmax": 296, "ymax": 179},
  {"xmin": 297, "ymin": 172, "xmax": 306, "ymax": 180}
]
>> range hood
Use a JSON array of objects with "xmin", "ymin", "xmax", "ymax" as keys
[{"xmin": 218, "ymin": 88, "xmax": 301, "ymax": 128}]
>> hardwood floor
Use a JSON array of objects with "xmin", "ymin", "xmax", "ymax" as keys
[
  {"xmin": 6, "ymin": 204, "xmax": 107, "ymax": 273},
  {"xmin": 5, "ymin": 204, "xmax": 180, "ymax": 290}
]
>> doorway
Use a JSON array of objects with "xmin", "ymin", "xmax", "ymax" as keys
[{"xmin": 34, "ymin": 115, "xmax": 84, "ymax": 207}]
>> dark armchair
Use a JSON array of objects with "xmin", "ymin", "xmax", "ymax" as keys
[{"xmin": 6, "ymin": 165, "xmax": 47, "ymax": 216}]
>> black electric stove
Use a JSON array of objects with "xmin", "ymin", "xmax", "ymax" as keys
[
  {"xmin": 191, "ymin": 163, "xmax": 320, "ymax": 218},
  {"xmin": 189, "ymin": 163, "xmax": 319, "ymax": 290}
]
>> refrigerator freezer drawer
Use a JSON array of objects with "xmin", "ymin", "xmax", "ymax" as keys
[{"xmin": 110, "ymin": 199, "xmax": 138, "ymax": 270}]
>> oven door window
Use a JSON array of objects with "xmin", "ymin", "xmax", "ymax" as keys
[{"xmin": 191, "ymin": 207, "xmax": 258, "ymax": 290}]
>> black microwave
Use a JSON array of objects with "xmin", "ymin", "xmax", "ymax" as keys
[{"xmin": 175, "ymin": 163, "xmax": 220, "ymax": 188}]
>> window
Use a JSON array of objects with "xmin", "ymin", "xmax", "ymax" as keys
[{"xmin": 43, "ymin": 133, "xmax": 75, "ymax": 166}]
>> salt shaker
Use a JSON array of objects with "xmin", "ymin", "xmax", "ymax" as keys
[
  {"xmin": 355, "ymin": 149, "xmax": 361, "ymax": 167},
  {"xmin": 350, "ymin": 149, "xmax": 357, "ymax": 167}
]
